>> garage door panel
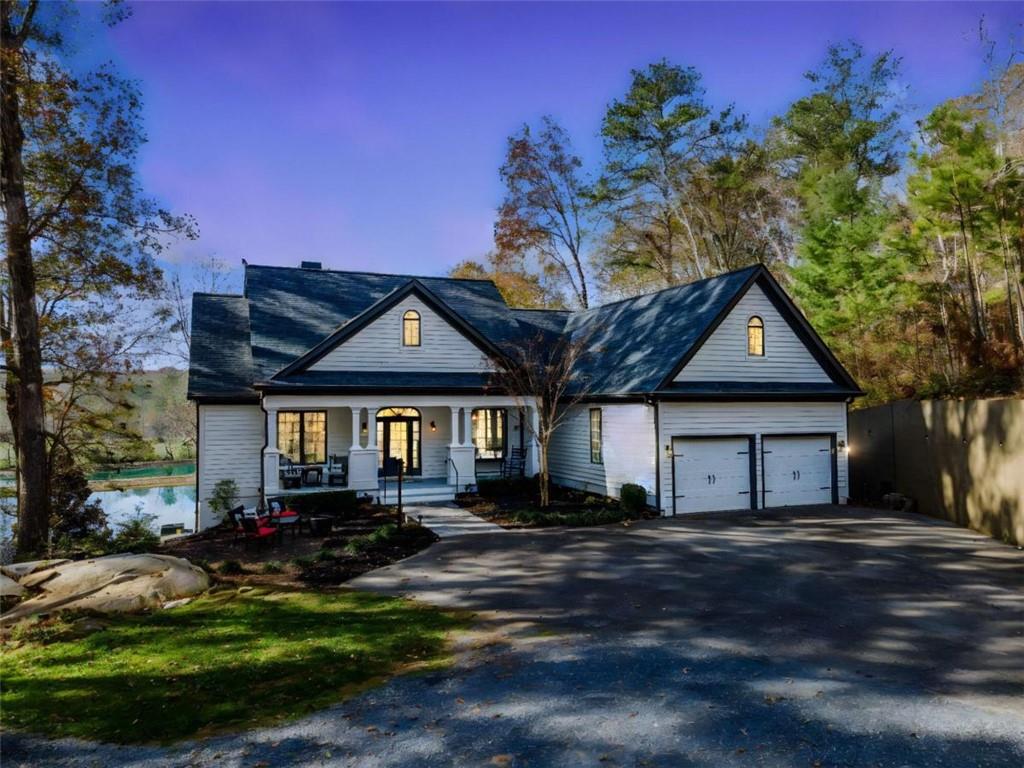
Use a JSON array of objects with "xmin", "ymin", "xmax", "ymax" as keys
[
  {"xmin": 762, "ymin": 435, "xmax": 833, "ymax": 507},
  {"xmin": 672, "ymin": 437, "xmax": 753, "ymax": 514}
]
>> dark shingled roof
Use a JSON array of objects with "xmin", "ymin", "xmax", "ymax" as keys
[
  {"xmin": 187, "ymin": 262, "xmax": 858, "ymax": 401},
  {"xmin": 263, "ymin": 370, "xmax": 493, "ymax": 392},
  {"xmin": 187, "ymin": 294, "xmax": 257, "ymax": 401},
  {"xmin": 562, "ymin": 266, "xmax": 761, "ymax": 395},
  {"xmin": 243, "ymin": 266, "xmax": 523, "ymax": 380}
]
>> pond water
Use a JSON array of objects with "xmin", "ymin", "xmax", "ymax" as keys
[
  {"xmin": 88, "ymin": 485, "xmax": 197, "ymax": 533},
  {"xmin": 0, "ymin": 484, "xmax": 197, "ymax": 543}
]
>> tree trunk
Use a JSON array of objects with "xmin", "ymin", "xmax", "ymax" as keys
[
  {"xmin": 1, "ymin": 4, "xmax": 51, "ymax": 554},
  {"xmin": 538, "ymin": 440, "xmax": 550, "ymax": 508}
]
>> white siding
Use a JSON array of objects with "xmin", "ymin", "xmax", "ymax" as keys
[
  {"xmin": 197, "ymin": 404, "xmax": 264, "ymax": 529},
  {"xmin": 675, "ymin": 283, "xmax": 831, "ymax": 383},
  {"xmin": 549, "ymin": 404, "xmax": 657, "ymax": 503},
  {"xmin": 310, "ymin": 296, "xmax": 493, "ymax": 372},
  {"xmin": 657, "ymin": 401, "xmax": 849, "ymax": 514},
  {"xmin": 326, "ymin": 407, "xmax": 353, "ymax": 459}
]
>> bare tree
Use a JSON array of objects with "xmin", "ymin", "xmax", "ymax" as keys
[
  {"xmin": 495, "ymin": 117, "xmax": 595, "ymax": 308},
  {"xmin": 163, "ymin": 255, "xmax": 232, "ymax": 361},
  {"xmin": 490, "ymin": 327, "xmax": 594, "ymax": 507}
]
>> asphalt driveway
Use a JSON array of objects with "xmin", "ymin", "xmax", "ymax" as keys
[{"xmin": 8, "ymin": 506, "xmax": 1024, "ymax": 767}]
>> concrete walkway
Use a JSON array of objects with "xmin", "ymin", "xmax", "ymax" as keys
[{"xmin": 403, "ymin": 502, "xmax": 505, "ymax": 538}]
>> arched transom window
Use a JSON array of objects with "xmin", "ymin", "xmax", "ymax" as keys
[
  {"xmin": 747, "ymin": 316, "xmax": 764, "ymax": 357},
  {"xmin": 402, "ymin": 309, "xmax": 421, "ymax": 346}
]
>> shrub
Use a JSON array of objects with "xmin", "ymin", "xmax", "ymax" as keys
[
  {"xmin": 218, "ymin": 560, "xmax": 245, "ymax": 575},
  {"xmin": 620, "ymin": 484, "xmax": 647, "ymax": 515},
  {"xmin": 314, "ymin": 548, "xmax": 336, "ymax": 562},
  {"xmin": 261, "ymin": 561, "xmax": 284, "ymax": 574},
  {"xmin": 209, "ymin": 479, "xmax": 240, "ymax": 522},
  {"xmin": 275, "ymin": 490, "xmax": 359, "ymax": 518},
  {"xmin": 345, "ymin": 523, "xmax": 399, "ymax": 555},
  {"xmin": 512, "ymin": 507, "xmax": 633, "ymax": 528},
  {"xmin": 110, "ymin": 510, "xmax": 160, "ymax": 553},
  {"xmin": 290, "ymin": 555, "xmax": 315, "ymax": 568},
  {"xmin": 476, "ymin": 476, "xmax": 537, "ymax": 498}
]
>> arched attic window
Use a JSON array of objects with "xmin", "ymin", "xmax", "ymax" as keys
[
  {"xmin": 747, "ymin": 316, "xmax": 764, "ymax": 357},
  {"xmin": 402, "ymin": 310, "xmax": 421, "ymax": 346}
]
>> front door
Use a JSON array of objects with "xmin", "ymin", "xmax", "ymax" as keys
[{"xmin": 377, "ymin": 416, "xmax": 421, "ymax": 475}]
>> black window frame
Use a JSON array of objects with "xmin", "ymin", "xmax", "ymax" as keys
[
  {"xmin": 589, "ymin": 408, "xmax": 603, "ymax": 464},
  {"xmin": 402, "ymin": 309, "xmax": 421, "ymax": 347},
  {"xmin": 277, "ymin": 410, "xmax": 328, "ymax": 465},
  {"xmin": 747, "ymin": 315, "xmax": 765, "ymax": 357},
  {"xmin": 471, "ymin": 408, "xmax": 507, "ymax": 460}
]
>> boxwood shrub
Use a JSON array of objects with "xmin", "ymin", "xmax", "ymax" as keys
[
  {"xmin": 620, "ymin": 483, "xmax": 648, "ymax": 515},
  {"xmin": 476, "ymin": 476, "xmax": 538, "ymax": 498}
]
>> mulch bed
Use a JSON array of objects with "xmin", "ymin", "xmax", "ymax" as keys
[
  {"xmin": 456, "ymin": 486, "xmax": 655, "ymax": 528},
  {"xmin": 159, "ymin": 505, "xmax": 438, "ymax": 587}
]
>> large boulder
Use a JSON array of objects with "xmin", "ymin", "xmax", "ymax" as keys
[
  {"xmin": 0, "ymin": 553, "xmax": 209, "ymax": 625},
  {"xmin": 0, "ymin": 572, "xmax": 24, "ymax": 599},
  {"xmin": 1, "ymin": 558, "xmax": 71, "ymax": 581}
]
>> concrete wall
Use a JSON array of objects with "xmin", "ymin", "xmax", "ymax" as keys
[{"xmin": 849, "ymin": 399, "xmax": 1024, "ymax": 546}]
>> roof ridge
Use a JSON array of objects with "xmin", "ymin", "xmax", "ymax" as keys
[
  {"xmin": 586, "ymin": 264, "xmax": 763, "ymax": 313},
  {"xmin": 244, "ymin": 262, "xmax": 498, "ymax": 284}
]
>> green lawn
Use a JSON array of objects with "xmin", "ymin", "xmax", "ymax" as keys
[{"xmin": 1, "ymin": 588, "xmax": 468, "ymax": 744}]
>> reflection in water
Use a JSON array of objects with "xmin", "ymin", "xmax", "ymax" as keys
[{"xmin": 88, "ymin": 486, "xmax": 197, "ymax": 532}]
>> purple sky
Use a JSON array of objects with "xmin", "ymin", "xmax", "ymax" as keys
[{"xmin": 80, "ymin": 1, "xmax": 1022, "ymax": 278}]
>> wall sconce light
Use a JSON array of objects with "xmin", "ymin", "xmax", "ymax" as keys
[
  {"xmin": 429, "ymin": 420, "xmax": 437, "ymax": 432},
  {"xmin": 664, "ymin": 444, "xmax": 672, "ymax": 459},
  {"xmin": 361, "ymin": 422, "xmax": 368, "ymax": 435},
  {"xmin": 838, "ymin": 440, "xmax": 846, "ymax": 449}
]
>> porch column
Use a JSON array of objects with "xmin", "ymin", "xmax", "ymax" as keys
[
  {"xmin": 347, "ymin": 406, "xmax": 379, "ymax": 492},
  {"xmin": 262, "ymin": 407, "xmax": 281, "ymax": 495},
  {"xmin": 524, "ymin": 403, "xmax": 541, "ymax": 478},
  {"xmin": 461, "ymin": 407, "xmax": 473, "ymax": 447},
  {"xmin": 447, "ymin": 405, "xmax": 475, "ymax": 488}
]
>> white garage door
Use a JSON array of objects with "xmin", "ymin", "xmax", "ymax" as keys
[
  {"xmin": 672, "ymin": 437, "xmax": 753, "ymax": 514},
  {"xmin": 761, "ymin": 435, "xmax": 833, "ymax": 507}
]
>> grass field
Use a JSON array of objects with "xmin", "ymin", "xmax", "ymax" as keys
[{"xmin": 1, "ymin": 588, "xmax": 468, "ymax": 744}]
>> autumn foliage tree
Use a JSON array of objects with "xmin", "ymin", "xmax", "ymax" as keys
[{"xmin": 1, "ymin": 0, "xmax": 195, "ymax": 554}]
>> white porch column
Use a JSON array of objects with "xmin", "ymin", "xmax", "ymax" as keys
[
  {"xmin": 461, "ymin": 407, "xmax": 473, "ymax": 447},
  {"xmin": 524, "ymin": 403, "xmax": 541, "ymax": 478},
  {"xmin": 347, "ymin": 406, "xmax": 379, "ymax": 492},
  {"xmin": 447, "ymin": 406, "xmax": 475, "ymax": 489},
  {"xmin": 262, "ymin": 407, "xmax": 280, "ymax": 495}
]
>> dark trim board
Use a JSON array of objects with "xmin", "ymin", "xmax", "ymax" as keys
[
  {"xmin": 668, "ymin": 433, "xmax": 757, "ymax": 515},
  {"xmin": 759, "ymin": 432, "xmax": 839, "ymax": 508}
]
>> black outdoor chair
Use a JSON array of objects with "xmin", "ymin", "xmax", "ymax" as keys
[
  {"xmin": 327, "ymin": 454, "xmax": 348, "ymax": 486},
  {"xmin": 502, "ymin": 448, "xmax": 526, "ymax": 479},
  {"xmin": 279, "ymin": 456, "xmax": 302, "ymax": 489}
]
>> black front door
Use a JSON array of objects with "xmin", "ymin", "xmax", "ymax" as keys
[{"xmin": 377, "ymin": 416, "xmax": 421, "ymax": 475}]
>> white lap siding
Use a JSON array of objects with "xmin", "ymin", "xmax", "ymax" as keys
[
  {"xmin": 657, "ymin": 401, "xmax": 849, "ymax": 514},
  {"xmin": 197, "ymin": 404, "xmax": 264, "ymax": 529},
  {"xmin": 548, "ymin": 404, "xmax": 657, "ymax": 503}
]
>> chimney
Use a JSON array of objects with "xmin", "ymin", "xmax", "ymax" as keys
[{"xmin": 300, "ymin": 261, "xmax": 322, "ymax": 270}]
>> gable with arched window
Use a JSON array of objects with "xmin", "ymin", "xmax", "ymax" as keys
[
  {"xmin": 402, "ymin": 309, "xmax": 421, "ymax": 346},
  {"xmin": 747, "ymin": 316, "xmax": 764, "ymax": 356}
]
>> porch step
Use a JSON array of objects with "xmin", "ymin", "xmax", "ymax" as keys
[{"xmin": 375, "ymin": 483, "xmax": 457, "ymax": 505}]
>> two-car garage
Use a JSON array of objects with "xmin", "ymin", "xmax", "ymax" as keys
[{"xmin": 670, "ymin": 433, "xmax": 837, "ymax": 514}]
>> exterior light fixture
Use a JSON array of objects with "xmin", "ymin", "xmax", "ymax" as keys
[
  {"xmin": 429, "ymin": 420, "xmax": 437, "ymax": 432},
  {"xmin": 361, "ymin": 422, "xmax": 368, "ymax": 435},
  {"xmin": 664, "ymin": 444, "xmax": 672, "ymax": 459}
]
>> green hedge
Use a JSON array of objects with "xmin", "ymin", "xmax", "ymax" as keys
[
  {"xmin": 275, "ymin": 490, "xmax": 360, "ymax": 518},
  {"xmin": 511, "ymin": 506, "xmax": 639, "ymax": 527},
  {"xmin": 620, "ymin": 483, "xmax": 647, "ymax": 514}
]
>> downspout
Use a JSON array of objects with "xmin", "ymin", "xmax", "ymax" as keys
[
  {"xmin": 259, "ymin": 395, "xmax": 268, "ymax": 511},
  {"xmin": 194, "ymin": 403, "xmax": 200, "ymax": 532},
  {"xmin": 648, "ymin": 395, "xmax": 662, "ymax": 516}
]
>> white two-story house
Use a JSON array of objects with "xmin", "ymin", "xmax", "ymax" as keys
[{"xmin": 187, "ymin": 261, "xmax": 861, "ymax": 529}]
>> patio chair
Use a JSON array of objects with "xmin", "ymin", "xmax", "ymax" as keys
[
  {"xmin": 502, "ymin": 448, "xmax": 526, "ymax": 479},
  {"xmin": 227, "ymin": 505, "xmax": 247, "ymax": 541},
  {"xmin": 239, "ymin": 515, "xmax": 279, "ymax": 550},
  {"xmin": 327, "ymin": 454, "xmax": 348, "ymax": 487},
  {"xmin": 279, "ymin": 456, "xmax": 302, "ymax": 490},
  {"xmin": 267, "ymin": 499, "xmax": 301, "ymax": 540}
]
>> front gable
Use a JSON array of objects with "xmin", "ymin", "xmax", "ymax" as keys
[{"xmin": 310, "ymin": 295, "xmax": 493, "ymax": 373}]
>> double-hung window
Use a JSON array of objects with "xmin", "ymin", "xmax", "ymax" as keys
[
  {"xmin": 589, "ymin": 408, "xmax": 603, "ymax": 464},
  {"xmin": 277, "ymin": 411, "xmax": 327, "ymax": 465}
]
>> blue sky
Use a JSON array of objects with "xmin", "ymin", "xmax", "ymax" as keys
[{"xmin": 76, "ymin": 1, "xmax": 1022, "ymax": 279}]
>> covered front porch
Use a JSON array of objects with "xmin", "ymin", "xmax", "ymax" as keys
[{"xmin": 260, "ymin": 395, "xmax": 540, "ymax": 501}]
